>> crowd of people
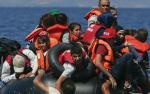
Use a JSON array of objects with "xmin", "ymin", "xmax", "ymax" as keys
[{"xmin": 0, "ymin": 0, "xmax": 150, "ymax": 94}]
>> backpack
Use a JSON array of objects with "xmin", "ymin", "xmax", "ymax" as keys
[{"xmin": 0, "ymin": 38, "xmax": 21, "ymax": 63}]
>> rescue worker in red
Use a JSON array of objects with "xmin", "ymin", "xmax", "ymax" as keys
[
  {"xmin": 82, "ymin": 12, "xmax": 116, "ymax": 53},
  {"xmin": 84, "ymin": 0, "xmax": 110, "ymax": 26}
]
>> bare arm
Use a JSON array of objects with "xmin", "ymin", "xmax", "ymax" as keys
[
  {"xmin": 55, "ymin": 63, "xmax": 75, "ymax": 92},
  {"xmin": 33, "ymin": 69, "xmax": 49, "ymax": 93},
  {"xmin": 95, "ymin": 54, "xmax": 112, "ymax": 77},
  {"xmin": 95, "ymin": 54, "xmax": 117, "ymax": 88}
]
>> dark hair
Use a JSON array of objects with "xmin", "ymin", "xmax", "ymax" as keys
[
  {"xmin": 109, "ymin": 7, "xmax": 117, "ymax": 14},
  {"xmin": 55, "ymin": 13, "xmax": 68, "ymax": 25},
  {"xmin": 61, "ymin": 79, "xmax": 75, "ymax": 94},
  {"xmin": 124, "ymin": 29, "xmax": 137, "ymax": 36},
  {"xmin": 68, "ymin": 22, "xmax": 81, "ymax": 31},
  {"xmin": 39, "ymin": 13, "xmax": 56, "ymax": 28},
  {"xmin": 135, "ymin": 28, "xmax": 148, "ymax": 42},
  {"xmin": 70, "ymin": 41, "xmax": 82, "ymax": 55}
]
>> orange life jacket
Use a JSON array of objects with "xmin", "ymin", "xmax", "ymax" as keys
[
  {"xmin": 89, "ymin": 39, "xmax": 114, "ymax": 70},
  {"xmin": 82, "ymin": 24, "xmax": 105, "ymax": 44},
  {"xmin": 84, "ymin": 8, "xmax": 102, "ymax": 20},
  {"xmin": 46, "ymin": 24, "xmax": 68, "ymax": 42},
  {"xmin": 34, "ymin": 40, "xmax": 50, "ymax": 71},
  {"xmin": 25, "ymin": 24, "xmax": 67, "ymax": 46},
  {"xmin": 121, "ymin": 35, "xmax": 150, "ymax": 56},
  {"xmin": 36, "ymin": 50, "xmax": 50, "ymax": 71}
]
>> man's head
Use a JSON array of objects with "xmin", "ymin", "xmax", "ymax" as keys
[
  {"xmin": 115, "ymin": 30, "xmax": 125, "ymax": 44},
  {"xmin": 13, "ymin": 55, "xmax": 25, "ymax": 73},
  {"xmin": 135, "ymin": 28, "xmax": 148, "ymax": 42},
  {"xmin": 55, "ymin": 13, "xmax": 68, "ymax": 25},
  {"xmin": 61, "ymin": 79, "xmax": 75, "ymax": 94},
  {"xmin": 70, "ymin": 42, "xmax": 82, "ymax": 63},
  {"xmin": 40, "ymin": 13, "xmax": 56, "ymax": 28},
  {"xmin": 99, "ymin": 0, "xmax": 110, "ymax": 12},
  {"xmin": 37, "ymin": 35, "xmax": 50, "ymax": 51},
  {"xmin": 110, "ymin": 7, "xmax": 117, "ymax": 18}
]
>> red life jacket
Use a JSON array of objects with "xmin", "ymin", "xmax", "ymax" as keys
[
  {"xmin": 46, "ymin": 24, "xmax": 68, "ymax": 42},
  {"xmin": 82, "ymin": 24, "xmax": 105, "ymax": 44},
  {"xmin": 59, "ymin": 49, "xmax": 86, "ymax": 66}
]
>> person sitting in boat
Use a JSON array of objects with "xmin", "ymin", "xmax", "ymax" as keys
[
  {"xmin": 84, "ymin": 0, "xmax": 111, "ymax": 26},
  {"xmin": 55, "ymin": 42, "xmax": 88, "ymax": 92},
  {"xmin": 82, "ymin": 12, "xmax": 117, "ymax": 53},
  {"xmin": 25, "ymin": 12, "xmax": 68, "ymax": 47},
  {"xmin": 1, "ymin": 48, "xmax": 38, "ymax": 84},
  {"xmin": 33, "ymin": 34, "xmax": 53, "ymax": 90},
  {"xmin": 101, "ymin": 28, "xmax": 150, "ymax": 94},
  {"xmin": 88, "ymin": 24, "xmax": 117, "ymax": 94},
  {"xmin": 121, "ymin": 28, "xmax": 150, "ymax": 94},
  {"xmin": 25, "ymin": 13, "xmax": 56, "ymax": 45},
  {"xmin": 62, "ymin": 22, "xmax": 82, "ymax": 43}
]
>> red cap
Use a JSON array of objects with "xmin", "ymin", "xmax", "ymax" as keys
[{"xmin": 100, "ymin": 28, "xmax": 116, "ymax": 38}]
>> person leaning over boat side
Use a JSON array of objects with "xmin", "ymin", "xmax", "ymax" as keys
[
  {"xmin": 62, "ymin": 22, "xmax": 82, "ymax": 43},
  {"xmin": 1, "ymin": 48, "xmax": 38, "ymax": 84},
  {"xmin": 34, "ymin": 69, "xmax": 75, "ymax": 94},
  {"xmin": 55, "ymin": 42, "xmax": 88, "ymax": 92},
  {"xmin": 84, "ymin": 0, "xmax": 111, "ymax": 26}
]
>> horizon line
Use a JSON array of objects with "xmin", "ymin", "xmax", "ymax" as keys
[{"xmin": 0, "ymin": 6, "xmax": 150, "ymax": 9}]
